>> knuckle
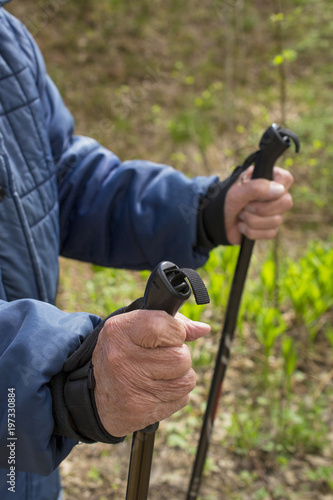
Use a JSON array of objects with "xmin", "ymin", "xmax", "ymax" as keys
[
  {"xmin": 287, "ymin": 170, "xmax": 294, "ymax": 184},
  {"xmin": 181, "ymin": 344, "xmax": 193, "ymax": 368},
  {"xmin": 110, "ymin": 309, "xmax": 181, "ymax": 348},
  {"xmin": 240, "ymin": 210, "xmax": 249, "ymax": 223},
  {"xmin": 147, "ymin": 310, "xmax": 187, "ymax": 346},
  {"xmin": 266, "ymin": 228, "xmax": 279, "ymax": 240},
  {"xmin": 276, "ymin": 214, "xmax": 284, "ymax": 226},
  {"xmin": 104, "ymin": 311, "xmax": 135, "ymax": 339},
  {"xmin": 155, "ymin": 396, "xmax": 190, "ymax": 422},
  {"xmin": 282, "ymin": 169, "xmax": 294, "ymax": 186},
  {"xmin": 284, "ymin": 192, "xmax": 293, "ymax": 210},
  {"xmin": 172, "ymin": 318, "xmax": 187, "ymax": 344},
  {"xmin": 174, "ymin": 344, "xmax": 194, "ymax": 370},
  {"xmin": 169, "ymin": 370, "xmax": 196, "ymax": 397},
  {"xmin": 165, "ymin": 345, "xmax": 193, "ymax": 375},
  {"xmin": 138, "ymin": 309, "xmax": 166, "ymax": 331},
  {"xmin": 242, "ymin": 225, "xmax": 255, "ymax": 239},
  {"xmin": 153, "ymin": 372, "xmax": 195, "ymax": 403},
  {"xmin": 176, "ymin": 367, "xmax": 196, "ymax": 391},
  {"xmin": 249, "ymin": 181, "xmax": 265, "ymax": 199},
  {"xmin": 186, "ymin": 368, "xmax": 197, "ymax": 391},
  {"xmin": 270, "ymin": 214, "xmax": 283, "ymax": 228},
  {"xmin": 139, "ymin": 310, "xmax": 168, "ymax": 346}
]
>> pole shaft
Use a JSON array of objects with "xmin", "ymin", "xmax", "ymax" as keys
[
  {"xmin": 187, "ymin": 238, "xmax": 254, "ymax": 499},
  {"xmin": 186, "ymin": 123, "xmax": 299, "ymax": 500},
  {"xmin": 126, "ymin": 431, "xmax": 156, "ymax": 500}
]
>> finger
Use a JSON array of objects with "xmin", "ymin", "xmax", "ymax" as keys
[
  {"xmin": 243, "ymin": 192, "xmax": 293, "ymax": 217},
  {"xmin": 95, "ymin": 337, "xmax": 192, "ymax": 384},
  {"xmin": 233, "ymin": 178, "xmax": 285, "ymax": 211},
  {"xmin": 238, "ymin": 165, "xmax": 295, "ymax": 204},
  {"xmin": 108, "ymin": 394, "xmax": 191, "ymax": 436},
  {"xmin": 238, "ymin": 223, "xmax": 279, "ymax": 241},
  {"xmin": 240, "ymin": 165, "xmax": 294, "ymax": 191},
  {"xmin": 272, "ymin": 166, "xmax": 294, "ymax": 190},
  {"xmin": 141, "ymin": 368, "xmax": 197, "ymax": 402},
  {"xmin": 239, "ymin": 211, "xmax": 283, "ymax": 231},
  {"xmin": 136, "ymin": 395, "xmax": 191, "ymax": 431},
  {"xmin": 140, "ymin": 344, "xmax": 193, "ymax": 380}
]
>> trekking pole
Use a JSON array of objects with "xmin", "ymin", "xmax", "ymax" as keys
[
  {"xmin": 126, "ymin": 261, "xmax": 210, "ymax": 500},
  {"xmin": 186, "ymin": 123, "xmax": 300, "ymax": 500}
]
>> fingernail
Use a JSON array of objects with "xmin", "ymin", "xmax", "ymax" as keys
[
  {"xmin": 270, "ymin": 182, "xmax": 285, "ymax": 197},
  {"xmin": 191, "ymin": 319, "xmax": 211, "ymax": 337},
  {"xmin": 185, "ymin": 319, "xmax": 211, "ymax": 342},
  {"xmin": 190, "ymin": 320, "xmax": 211, "ymax": 333}
]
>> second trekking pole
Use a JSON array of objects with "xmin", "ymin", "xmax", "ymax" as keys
[{"xmin": 186, "ymin": 123, "xmax": 300, "ymax": 500}]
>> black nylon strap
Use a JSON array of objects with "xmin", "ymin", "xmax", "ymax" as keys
[
  {"xmin": 197, "ymin": 151, "xmax": 260, "ymax": 249},
  {"xmin": 177, "ymin": 268, "xmax": 210, "ymax": 305},
  {"xmin": 50, "ymin": 306, "xmax": 135, "ymax": 444},
  {"xmin": 197, "ymin": 165, "xmax": 244, "ymax": 248},
  {"xmin": 63, "ymin": 358, "xmax": 125, "ymax": 444}
]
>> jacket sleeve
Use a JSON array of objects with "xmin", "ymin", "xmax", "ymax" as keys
[
  {"xmin": 57, "ymin": 141, "xmax": 218, "ymax": 270},
  {"xmin": 45, "ymin": 83, "xmax": 218, "ymax": 270},
  {"xmin": 0, "ymin": 298, "xmax": 102, "ymax": 475},
  {"xmin": 15, "ymin": 9, "xmax": 219, "ymax": 270},
  {"xmin": 39, "ymin": 64, "xmax": 218, "ymax": 271}
]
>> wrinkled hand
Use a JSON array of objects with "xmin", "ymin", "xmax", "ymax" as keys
[
  {"xmin": 92, "ymin": 310, "xmax": 210, "ymax": 437},
  {"xmin": 224, "ymin": 166, "xmax": 294, "ymax": 244}
]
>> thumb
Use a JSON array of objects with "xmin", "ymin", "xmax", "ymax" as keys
[
  {"xmin": 105, "ymin": 309, "xmax": 194, "ymax": 349},
  {"xmin": 237, "ymin": 167, "xmax": 286, "ymax": 205},
  {"xmin": 176, "ymin": 313, "xmax": 211, "ymax": 342},
  {"xmin": 103, "ymin": 310, "xmax": 210, "ymax": 350}
]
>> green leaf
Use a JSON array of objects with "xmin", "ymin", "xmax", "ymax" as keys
[{"xmin": 273, "ymin": 54, "xmax": 284, "ymax": 66}]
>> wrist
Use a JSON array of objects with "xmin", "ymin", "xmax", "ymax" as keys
[{"xmin": 49, "ymin": 315, "xmax": 126, "ymax": 444}]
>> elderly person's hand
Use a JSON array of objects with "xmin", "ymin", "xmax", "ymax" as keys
[
  {"xmin": 224, "ymin": 166, "xmax": 294, "ymax": 244},
  {"xmin": 92, "ymin": 309, "xmax": 210, "ymax": 437}
]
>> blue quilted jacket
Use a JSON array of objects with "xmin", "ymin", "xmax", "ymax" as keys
[{"xmin": 0, "ymin": 3, "xmax": 217, "ymax": 499}]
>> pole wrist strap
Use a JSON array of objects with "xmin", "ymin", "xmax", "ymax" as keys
[
  {"xmin": 197, "ymin": 151, "xmax": 259, "ymax": 248},
  {"xmin": 50, "ymin": 303, "xmax": 140, "ymax": 444}
]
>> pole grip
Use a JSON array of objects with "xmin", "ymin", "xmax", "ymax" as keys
[
  {"xmin": 144, "ymin": 261, "xmax": 191, "ymax": 315},
  {"xmin": 251, "ymin": 123, "xmax": 300, "ymax": 180}
]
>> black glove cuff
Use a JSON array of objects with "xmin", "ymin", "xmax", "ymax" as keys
[
  {"xmin": 197, "ymin": 150, "xmax": 261, "ymax": 249},
  {"xmin": 49, "ymin": 302, "xmax": 142, "ymax": 444},
  {"xmin": 197, "ymin": 165, "xmax": 244, "ymax": 248}
]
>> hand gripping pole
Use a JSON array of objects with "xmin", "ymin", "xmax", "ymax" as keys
[{"xmin": 125, "ymin": 261, "xmax": 209, "ymax": 500}]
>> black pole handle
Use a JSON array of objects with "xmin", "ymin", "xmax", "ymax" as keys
[
  {"xmin": 144, "ymin": 261, "xmax": 192, "ymax": 315},
  {"xmin": 252, "ymin": 123, "xmax": 300, "ymax": 180},
  {"xmin": 186, "ymin": 123, "xmax": 300, "ymax": 500},
  {"xmin": 126, "ymin": 261, "xmax": 209, "ymax": 500}
]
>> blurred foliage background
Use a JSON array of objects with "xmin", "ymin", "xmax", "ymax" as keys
[{"xmin": 7, "ymin": 1, "xmax": 333, "ymax": 499}]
